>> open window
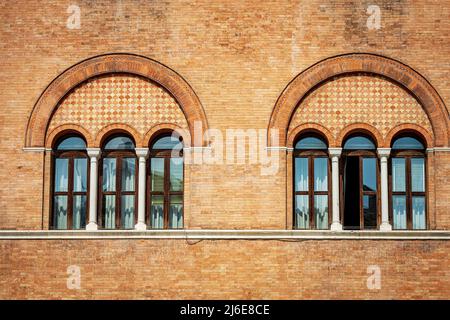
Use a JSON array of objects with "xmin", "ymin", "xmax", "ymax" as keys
[
  {"xmin": 293, "ymin": 134, "xmax": 330, "ymax": 229},
  {"xmin": 390, "ymin": 135, "xmax": 427, "ymax": 229},
  {"xmin": 341, "ymin": 134, "xmax": 379, "ymax": 230},
  {"xmin": 99, "ymin": 134, "xmax": 137, "ymax": 229},
  {"xmin": 51, "ymin": 135, "xmax": 88, "ymax": 229},
  {"xmin": 148, "ymin": 133, "xmax": 184, "ymax": 229}
]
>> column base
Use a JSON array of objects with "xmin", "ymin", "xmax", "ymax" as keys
[
  {"xmin": 379, "ymin": 222, "xmax": 392, "ymax": 231},
  {"xmin": 134, "ymin": 222, "xmax": 147, "ymax": 231},
  {"xmin": 86, "ymin": 222, "xmax": 98, "ymax": 231},
  {"xmin": 330, "ymin": 222, "xmax": 343, "ymax": 231}
]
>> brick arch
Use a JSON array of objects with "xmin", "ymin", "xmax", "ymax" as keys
[
  {"xmin": 45, "ymin": 123, "xmax": 94, "ymax": 148},
  {"xmin": 268, "ymin": 53, "xmax": 449, "ymax": 147},
  {"xmin": 385, "ymin": 123, "xmax": 434, "ymax": 149},
  {"xmin": 94, "ymin": 123, "xmax": 143, "ymax": 148},
  {"xmin": 337, "ymin": 123, "xmax": 383, "ymax": 148},
  {"xmin": 26, "ymin": 53, "xmax": 209, "ymax": 148},
  {"xmin": 287, "ymin": 123, "xmax": 336, "ymax": 148},
  {"xmin": 144, "ymin": 123, "xmax": 191, "ymax": 148}
]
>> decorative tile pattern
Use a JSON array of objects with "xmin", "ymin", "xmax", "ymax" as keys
[
  {"xmin": 288, "ymin": 74, "xmax": 433, "ymax": 139},
  {"xmin": 48, "ymin": 74, "xmax": 188, "ymax": 136}
]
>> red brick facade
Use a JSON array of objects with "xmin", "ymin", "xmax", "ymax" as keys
[{"xmin": 1, "ymin": 0, "xmax": 449, "ymax": 299}]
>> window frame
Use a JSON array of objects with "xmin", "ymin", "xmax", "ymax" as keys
[
  {"xmin": 98, "ymin": 143, "xmax": 138, "ymax": 230},
  {"xmin": 50, "ymin": 143, "xmax": 89, "ymax": 230},
  {"xmin": 292, "ymin": 148, "xmax": 331, "ymax": 230},
  {"xmin": 388, "ymin": 149, "xmax": 427, "ymax": 230},
  {"xmin": 340, "ymin": 148, "xmax": 381, "ymax": 230},
  {"xmin": 147, "ymin": 138, "xmax": 184, "ymax": 229}
]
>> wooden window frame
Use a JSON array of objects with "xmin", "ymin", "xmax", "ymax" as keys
[
  {"xmin": 388, "ymin": 149, "xmax": 427, "ymax": 230},
  {"xmin": 292, "ymin": 149, "xmax": 331, "ymax": 230},
  {"xmin": 147, "ymin": 148, "xmax": 184, "ymax": 229},
  {"xmin": 50, "ymin": 149, "xmax": 89, "ymax": 229},
  {"xmin": 340, "ymin": 150, "xmax": 380, "ymax": 230},
  {"xmin": 98, "ymin": 149, "xmax": 138, "ymax": 229}
]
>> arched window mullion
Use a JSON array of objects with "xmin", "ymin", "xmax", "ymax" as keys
[{"xmin": 341, "ymin": 134, "xmax": 379, "ymax": 230}]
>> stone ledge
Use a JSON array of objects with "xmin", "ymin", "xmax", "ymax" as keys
[{"xmin": 0, "ymin": 229, "xmax": 449, "ymax": 240}]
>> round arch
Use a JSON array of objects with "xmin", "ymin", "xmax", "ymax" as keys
[
  {"xmin": 268, "ymin": 53, "xmax": 449, "ymax": 147},
  {"xmin": 26, "ymin": 53, "xmax": 209, "ymax": 148}
]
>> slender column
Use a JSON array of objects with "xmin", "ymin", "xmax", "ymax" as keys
[
  {"xmin": 329, "ymin": 148, "xmax": 343, "ymax": 231},
  {"xmin": 86, "ymin": 148, "xmax": 101, "ymax": 231},
  {"xmin": 378, "ymin": 148, "xmax": 392, "ymax": 231},
  {"xmin": 135, "ymin": 148, "xmax": 149, "ymax": 230}
]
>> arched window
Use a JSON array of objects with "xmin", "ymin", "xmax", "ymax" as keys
[
  {"xmin": 293, "ymin": 134, "xmax": 329, "ymax": 229},
  {"xmin": 390, "ymin": 135, "xmax": 426, "ymax": 230},
  {"xmin": 148, "ymin": 133, "xmax": 184, "ymax": 229},
  {"xmin": 52, "ymin": 135, "xmax": 88, "ymax": 229},
  {"xmin": 99, "ymin": 134, "xmax": 137, "ymax": 229},
  {"xmin": 342, "ymin": 134, "xmax": 378, "ymax": 230}
]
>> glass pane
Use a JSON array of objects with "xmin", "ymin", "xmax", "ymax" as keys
[
  {"xmin": 392, "ymin": 158, "xmax": 406, "ymax": 192},
  {"xmin": 170, "ymin": 158, "xmax": 183, "ymax": 191},
  {"xmin": 314, "ymin": 195, "xmax": 328, "ymax": 230},
  {"xmin": 104, "ymin": 136, "xmax": 135, "ymax": 150},
  {"xmin": 54, "ymin": 158, "xmax": 69, "ymax": 192},
  {"xmin": 363, "ymin": 195, "xmax": 377, "ymax": 229},
  {"xmin": 56, "ymin": 136, "xmax": 86, "ymax": 150},
  {"xmin": 411, "ymin": 158, "xmax": 425, "ymax": 192},
  {"xmin": 392, "ymin": 137, "xmax": 424, "ymax": 150},
  {"xmin": 150, "ymin": 195, "xmax": 164, "ymax": 229},
  {"xmin": 151, "ymin": 158, "xmax": 165, "ymax": 192},
  {"xmin": 392, "ymin": 195, "xmax": 407, "ymax": 230},
  {"xmin": 295, "ymin": 136, "xmax": 327, "ymax": 150},
  {"xmin": 121, "ymin": 158, "xmax": 135, "ymax": 192},
  {"xmin": 343, "ymin": 136, "xmax": 375, "ymax": 150},
  {"xmin": 412, "ymin": 196, "xmax": 426, "ymax": 230},
  {"xmin": 294, "ymin": 158, "xmax": 308, "ymax": 192},
  {"xmin": 121, "ymin": 195, "xmax": 135, "ymax": 229},
  {"xmin": 53, "ymin": 195, "xmax": 67, "ymax": 229},
  {"xmin": 103, "ymin": 195, "xmax": 116, "ymax": 229},
  {"xmin": 102, "ymin": 158, "xmax": 116, "ymax": 192},
  {"xmin": 363, "ymin": 158, "xmax": 377, "ymax": 192},
  {"xmin": 73, "ymin": 158, "xmax": 87, "ymax": 192},
  {"xmin": 152, "ymin": 135, "xmax": 183, "ymax": 150},
  {"xmin": 73, "ymin": 195, "xmax": 86, "ymax": 229},
  {"xmin": 314, "ymin": 158, "xmax": 328, "ymax": 191},
  {"xmin": 169, "ymin": 195, "xmax": 183, "ymax": 229},
  {"xmin": 294, "ymin": 195, "xmax": 309, "ymax": 229}
]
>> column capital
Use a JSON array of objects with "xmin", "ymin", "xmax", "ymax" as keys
[
  {"xmin": 86, "ymin": 148, "xmax": 101, "ymax": 159},
  {"xmin": 328, "ymin": 147, "xmax": 342, "ymax": 158},
  {"xmin": 377, "ymin": 148, "xmax": 391, "ymax": 158},
  {"xmin": 135, "ymin": 147, "xmax": 149, "ymax": 158}
]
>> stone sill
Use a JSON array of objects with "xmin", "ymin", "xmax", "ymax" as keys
[{"xmin": 0, "ymin": 230, "xmax": 449, "ymax": 240}]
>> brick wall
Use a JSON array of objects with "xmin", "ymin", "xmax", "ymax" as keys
[
  {"xmin": 0, "ymin": 239, "xmax": 448, "ymax": 299},
  {"xmin": 1, "ymin": 0, "xmax": 450, "ymax": 299}
]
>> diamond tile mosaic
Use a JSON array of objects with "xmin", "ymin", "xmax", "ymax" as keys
[
  {"xmin": 48, "ymin": 74, "xmax": 189, "ymax": 136},
  {"xmin": 288, "ymin": 74, "xmax": 433, "ymax": 138}
]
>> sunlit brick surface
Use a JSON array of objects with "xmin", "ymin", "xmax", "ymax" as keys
[{"xmin": 0, "ymin": 0, "xmax": 449, "ymax": 299}]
